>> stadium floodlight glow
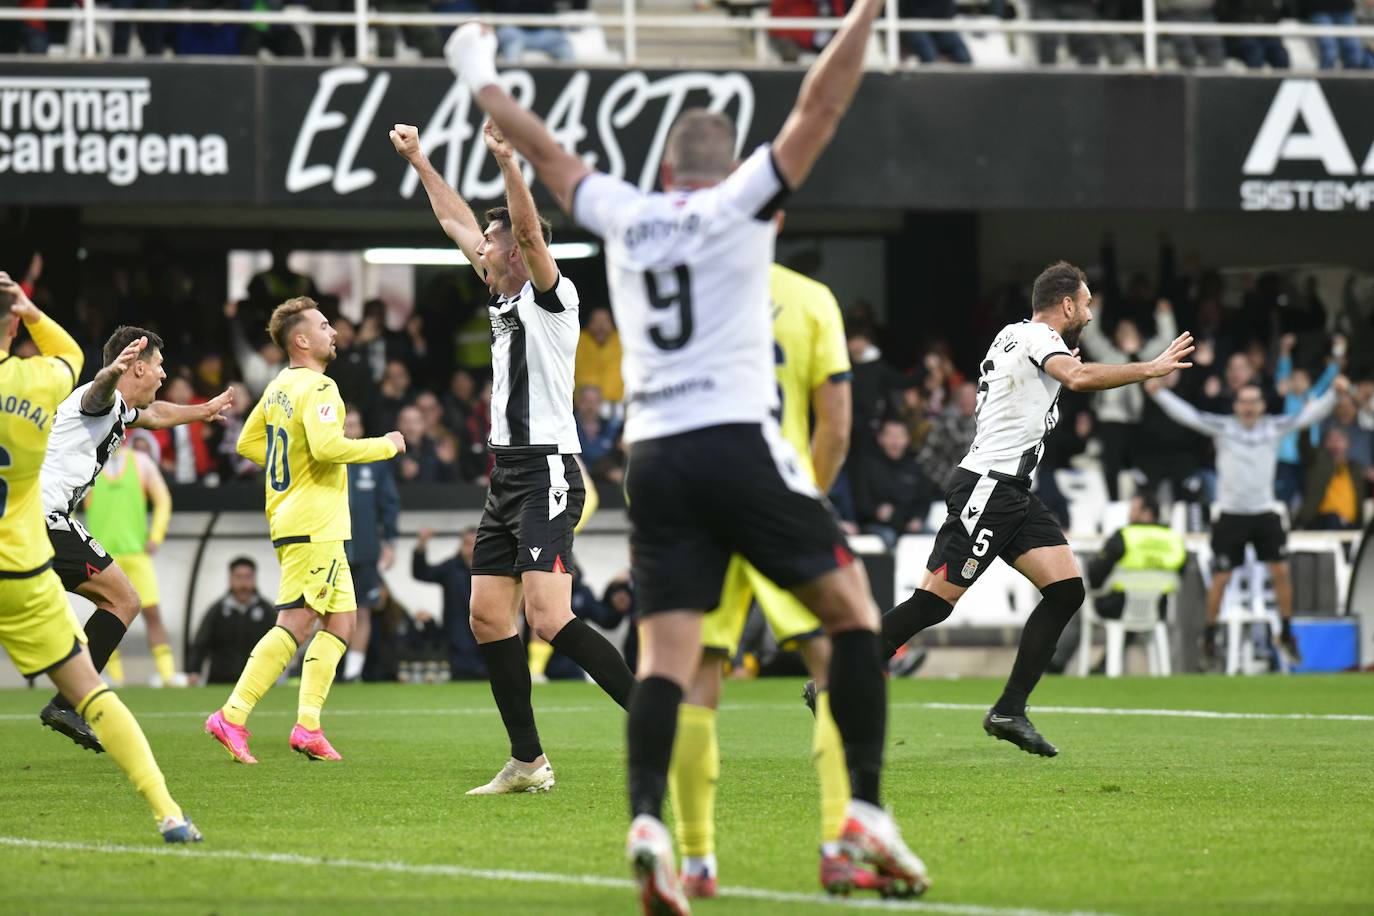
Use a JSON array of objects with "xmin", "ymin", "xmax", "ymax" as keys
[{"xmin": 362, "ymin": 243, "xmax": 601, "ymax": 266}]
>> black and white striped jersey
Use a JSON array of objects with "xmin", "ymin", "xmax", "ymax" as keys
[
  {"xmin": 41, "ymin": 383, "xmax": 139, "ymax": 516},
  {"xmin": 959, "ymin": 320, "xmax": 1072, "ymax": 483},
  {"xmin": 570, "ymin": 145, "xmax": 789, "ymax": 444},
  {"xmin": 488, "ymin": 272, "xmax": 581, "ymax": 455}
]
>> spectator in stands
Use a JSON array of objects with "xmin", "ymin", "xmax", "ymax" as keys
[
  {"xmin": 308, "ymin": 0, "xmax": 356, "ymax": 56},
  {"xmin": 1157, "ymin": 0, "xmax": 1225, "ymax": 66},
  {"xmin": 900, "ymin": 386, "xmax": 934, "ymax": 454},
  {"xmin": 1299, "ymin": 427, "xmax": 1368, "ymax": 530},
  {"xmin": 899, "ymin": 0, "xmax": 971, "ymax": 63},
  {"xmin": 574, "ymin": 306, "xmax": 623, "ymax": 404},
  {"xmin": 239, "ymin": 0, "xmax": 306, "ymax": 56},
  {"xmin": 225, "ymin": 300, "xmax": 285, "ymax": 398},
  {"xmin": 215, "ymin": 381, "xmax": 259, "ymax": 480},
  {"xmin": 602, "ymin": 575, "xmax": 638, "ymax": 673},
  {"xmin": 344, "ymin": 409, "xmax": 400, "ymax": 680},
  {"xmin": 575, "ymin": 385, "xmax": 624, "ymax": 483},
  {"xmin": 1033, "ymin": 0, "xmax": 1104, "ymax": 65},
  {"xmin": 443, "ymin": 368, "xmax": 478, "ymax": 434},
  {"xmin": 396, "ymin": 404, "xmax": 458, "ymax": 483},
  {"xmin": 327, "ymin": 316, "xmax": 375, "ymax": 413},
  {"xmin": 847, "ymin": 326, "xmax": 906, "ymax": 449},
  {"xmin": 246, "ymin": 243, "xmax": 319, "ymax": 330},
  {"xmin": 153, "ymin": 377, "xmax": 216, "ymax": 484},
  {"xmin": 770, "ymin": 0, "xmax": 845, "ymax": 61},
  {"xmin": 1135, "ymin": 369, "xmax": 1206, "ymax": 507},
  {"xmin": 363, "ymin": 584, "xmax": 442, "ymax": 681},
  {"xmin": 412, "ymin": 527, "xmax": 486, "ymax": 679},
  {"xmin": 1325, "ymin": 392, "xmax": 1374, "ymax": 471},
  {"xmin": 367, "ymin": 359, "xmax": 412, "ymax": 437},
  {"xmin": 109, "ymin": 0, "xmax": 170, "ymax": 56},
  {"xmin": 1218, "ymin": 0, "xmax": 1289, "ymax": 68},
  {"xmin": 415, "ymin": 391, "xmax": 450, "ymax": 441},
  {"xmin": 186, "ymin": 557, "xmax": 275, "ymax": 685},
  {"xmin": 461, "ymin": 378, "xmax": 494, "ymax": 483},
  {"xmin": 1079, "ymin": 298, "xmax": 1178, "ymax": 499},
  {"xmin": 1037, "ymin": 398, "xmax": 1093, "ymax": 526},
  {"xmin": 1275, "ymin": 333, "xmax": 1341, "ymax": 506},
  {"xmin": 855, "ymin": 419, "xmax": 936, "ymax": 548},
  {"xmin": 0, "ymin": 0, "xmax": 50, "ymax": 52},
  {"xmin": 917, "ymin": 381, "xmax": 978, "ymax": 491},
  {"xmin": 1298, "ymin": 0, "xmax": 1373, "ymax": 68},
  {"xmin": 491, "ymin": 0, "xmax": 572, "ymax": 60},
  {"xmin": 375, "ymin": 0, "xmax": 442, "ymax": 58}
]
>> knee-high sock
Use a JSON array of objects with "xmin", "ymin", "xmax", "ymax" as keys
[
  {"xmin": 480, "ymin": 635, "xmax": 542, "ymax": 762},
  {"xmin": 53, "ymin": 609, "xmax": 127, "ymax": 710},
  {"xmin": 105, "ymin": 650, "xmax": 125, "ymax": 686},
  {"xmin": 298, "ymin": 631, "xmax": 347, "ymax": 730},
  {"xmin": 668, "ymin": 704, "xmax": 718, "ymax": 857},
  {"xmin": 223, "ymin": 626, "xmax": 297, "ymax": 726},
  {"xmin": 77, "ymin": 686, "xmax": 180, "ymax": 822},
  {"xmin": 550, "ymin": 618, "xmax": 635, "ymax": 709},
  {"xmin": 993, "ymin": 578, "xmax": 1085, "ymax": 717},
  {"xmin": 151, "ymin": 643, "xmax": 177, "ymax": 685},
  {"xmin": 827, "ymin": 629, "xmax": 886, "ymax": 806},
  {"xmin": 627, "ymin": 676, "xmax": 683, "ymax": 820},
  {"xmin": 812, "ymin": 689, "xmax": 851, "ymax": 844},
  {"xmin": 528, "ymin": 638, "xmax": 554, "ymax": 677},
  {"xmin": 880, "ymin": 590, "xmax": 954, "ymax": 658}
]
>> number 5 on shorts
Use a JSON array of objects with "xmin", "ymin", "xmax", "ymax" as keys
[{"xmin": 972, "ymin": 527, "xmax": 993, "ymax": 557}]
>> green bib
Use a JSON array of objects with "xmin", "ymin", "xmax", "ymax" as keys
[
  {"xmin": 85, "ymin": 455, "xmax": 148, "ymax": 556},
  {"xmin": 1113, "ymin": 524, "xmax": 1187, "ymax": 594}
]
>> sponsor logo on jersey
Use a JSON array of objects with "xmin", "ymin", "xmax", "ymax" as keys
[
  {"xmin": 317, "ymin": 403, "xmax": 336, "ymax": 424},
  {"xmin": 961, "ymin": 557, "xmax": 979, "ymax": 580}
]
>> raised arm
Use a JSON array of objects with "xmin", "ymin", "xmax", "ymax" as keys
[
  {"xmin": 445, "ymin": 26, "xmax": 590, "ymax": 212},
  {"xmin": 1, "ymin": 271, "xmax": 83, "ymax": 388},
  {"xmin": 769, "ymin": 0, "xmax": 884, "ymax": 189},
  {"xmin": 1148, "ymin": 386, "xmax": 1227, "ymax": 437},
  {"xmin": 133, "ymin": 388, "xmax": 233, "ymax": 430},
  {"xmin": 136, "ymin": 450, "xmax": 172, "ymax": 553},
  {"xmin": 389, "ymin": 123, "xmax": 485, "ymax": 270},
  {"xmin": 1044, "ymin": 332, "xmax": 1194, "ymax": 393},
  {"xmin": 81, "ymin": 335, "xmax": 146, "ymax": 416},
  {"xmin": 303, "ymin": 384, "xmax": 404, "ymax": 465},
  {"xmin": 1275, "ymin": 382, "xmax": 1343, "ymax": 435},
  {"xmin": 1141, "ymin": 300, "xmax": 1178, "ymax": 354},
  {"xmin": 485, "ymin": 119, "xmax": 558, "ymax": 293}
]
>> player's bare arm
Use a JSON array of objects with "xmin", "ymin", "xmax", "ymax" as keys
[
  {"xmin": 390, "ymin": 123, "xmax": 485, "ymax": 269},
  {"xmin": 810, "ymin": 379, "xmax": 851, "ymax": 492},
  {"xmin": 81, "ymin": 335, "xmax": 146, "ymax": 415},
  {"xmin": 133, "ymin": 387, "xmax": 234, "ymax": 430},
  {"xmin": 445, "ymin": 26, "xmax": 590, "ymax": 212},
  {"xmin": 771, "ymin": 0, "xmax": 883, "ymax": 189},
  {"xmin": 1044, "ymin": 332, "xmax": 1194, "ymax": 393},
  {"xmin": 485, "ymin": 118, "xmax": 559, "ymax": 292},
  {"xmin": 0, "ymin": 271, "xmax": 83, "ymax": 377}
]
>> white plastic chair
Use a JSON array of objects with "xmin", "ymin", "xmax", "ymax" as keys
[
  {"xmin": 1077, "ymin": 569, "xmax": 1176, "ymax": 678},
  {"xmin": 1208, "ymin": 504, "xmax": 1290, "ymax": 676}
]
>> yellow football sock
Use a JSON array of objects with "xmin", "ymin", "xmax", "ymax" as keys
[
  {"xmin": 223, "ymin": 626, "xmax": 297, "ymax": 726},
  {"xmin": 668, "ymin": 704, "xmax": 719, "ymax": 858},
  {"xmin": 298, "ymin": 631, "xmax": 347, "ymax": 731},
  {"xmin": 528, "ymin": 638, "xmax": 553, "ymax": 677},
  {"xmin": 813, "ymin": 690, "xmax": 851, "ymax": 843},
  {"xmin": 77, "ymin": 687, "xmax": 181, "ymax": 822},
  {"xmin": 151, "ymin": 643, "xmax": 176, "ymax": 685},
  {"xmin": 105, "ymin": 649, "xmax": 125, "ymax": 686}
]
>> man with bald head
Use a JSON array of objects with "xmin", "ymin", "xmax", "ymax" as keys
[{"xmin": 1147, "ymin": 374, "xmax": 1347, "ymax": 664}]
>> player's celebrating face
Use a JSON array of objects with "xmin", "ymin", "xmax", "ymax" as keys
[
  {"xmin": 1031, "ymin": 261, "xmax": 1094, "ymax": 350},
  {"xmin": 475, "ymin": 213, "xmax": 523, "ymax": 292},
  {"xmin": 112, "ymin": 341, "xmax": 166, "ymax": 409}
]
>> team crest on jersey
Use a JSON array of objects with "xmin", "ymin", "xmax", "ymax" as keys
[
  {"xmin": 317, "ymin": 403, "xmax": 336, "ymax": 424},
  {"xmin": 961, "ymin": 557, "xmax": 979, "ymax": 579},
  {"xmin": 316, "ymin": 585, "xmax": 329, "ymax": 601},
  {"xmin": 89, "ymin": 538, "xmax": 108, "ymax": 559}
]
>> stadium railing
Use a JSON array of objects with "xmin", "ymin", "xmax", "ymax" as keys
[{"xmin": 7, "ymin": 2, "xmax": 1374, "ymax": 71}]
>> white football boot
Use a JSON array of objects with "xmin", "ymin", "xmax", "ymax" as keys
[{"xmin": 465, "ymin": 756, "xmax": 556, "ymax": 795}]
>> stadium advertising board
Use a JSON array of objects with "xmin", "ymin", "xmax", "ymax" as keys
[
  {"xmin": 0, "ymin": 62, "xmax": 255, "ymax": 203},
  {"xmin": 1194, "ymin": 76, "xmax": 1374, "ymax": 212}
]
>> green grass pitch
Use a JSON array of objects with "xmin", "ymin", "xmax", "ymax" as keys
[{"xmin": 0, "ymin": 675, "xmax": 1371, "ymax": 915}]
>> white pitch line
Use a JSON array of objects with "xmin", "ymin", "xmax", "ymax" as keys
[{"xmin": 0, "ymin": 836, "xmax": 1118, "ymax": 916}]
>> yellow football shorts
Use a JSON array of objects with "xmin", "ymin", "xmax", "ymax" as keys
[
  {"xmin": 275, "ymin": 541, "xmax": 355, "ymax": 614},
  {"xmin": 0, "ymin": 567, "xmax": 86, "ymax": 677},
  {"xmin": 701, "ymin": 554, "xmax": 823, "ymax": 657},
  {"xmin": 114, "ymin": 553, "xmax": 160, "ymax": 607}
]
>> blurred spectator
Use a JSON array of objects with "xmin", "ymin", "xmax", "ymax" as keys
[
  {"xmin": 1298, "ymin": 427, "xmax": 1368, "ymax": 529},
  {"xmin": 1158, "ymin": 0, "xmax": 1224, "ymax": 66},
  {"xmin": 153, "ymin": 377, "xmax": 216, "ymax": 483},
  {"xmin": 239, "ymin": 0, "xmax": 306, "ymax": 56},
  {"xmin": 574, "ymin": 306, "xmax": 624, "ymax": 404},
  {"xmin": 345, "ymin": 409, "xmax": 400, "ymax": 681},
  {"xmin": 460, "ymin": 378, "xmax": 494, "ymax": 483},
  {"xmin": 1357, "ymin": 378, "xmax": 1374, "ymax": 429},
  {"xmin": 225, "ymin": 300, "xmax": 285, "ymax": 398},
  {"xmin": 1275, "ymin": 333, "xmax": 1341, "ymax": 505},
  {"xmin": 396, "ymin": 405, "xmax": 458, "ymax": 483},
  {"xmin": 1135, "ymin": 369, "xmax": 1206, "ymax": 506},
  {"xmin": 363, "ymin": 584, "xmax": 445, "ymax": 681},
  {"xmin": 215, "ymin": 381, "xmax": 260, "ymax": 479},
  {"xmin": 375, "ymin": 0, "xmax": 442, "ymax": 58},
  {"xmin": 770, "ymin": 0, "xmax": 844, "ymax": 60},
  {"xmin": 110, "ymin": 0, "xmax": 170, "ymax": 56},
  {"xmin": 443, "ymin": 368, "xmax": 479, "ymax": 433},
  {"xmin": 575, "ymin": 385, "xmax": 624, "ymax": 482},
  {"xmin": 0, "ymin": 0, "xmax": 52, "ymax": 53},
  {"xmin": 491, "ymin": 0, "xmax": 572, "ymax": 60},
  {"xmin": 1218, "ymin": 0, "xmax": 1289, "ymax": 68},
  {"xmin": 1298, "ymin": 0, "xmax": 1373, "ymax": 68},
  {"xmin": 847, "ymin": 327, "xmax": 906, "ymax": 448},
  {"xmin": 1079, "ymin": 298, "xmax": 1177, "ymax": 499},
  {"xmin": 854, "ymin": 419, "xmax": 936, "ymax": 548},
  {"xmin": 916, "ymin": 381, "xmax": 978, "ymax": 490},
  {"xmin": 602, "ymin": 575, "xmax": 638, "ymax": 673},
  {"xmin": 899, "ymin": 0, "xmax": 970, "ymax": 63},
  {"xmin": 1037, "ymin": 397, "xmax": 1094, "ymax": 526},
  {"xmin": 544, "ymin": 565, "xmax": 630, "ymax": 679},
  {"xmin": 1325, "ymin": 393, "xmax": 1374, "ymax": 469},
  {"xmin": 919, "ymin": 346, "xmax": 964, "ymax": 414},
  {"xmin": 1086, "ymin": 492, "xmax": 1186, "ymax": 618},
  {"xmin": 308, "ymin": 0, "xmax": 356, "ymax": 56},
  {"xmin": 327, "ymin": 316, "xmax": 375, "ymax": 411},
  {"xmin": 186, "ymin": 557, "xmax": 274, "ymax": 685},
  {"xmin": 1034, "ymin": 0, "xmax": 1104, "ymax": 65},
  {"xmin": 1199, "ymin": 350, "xmax": 1279, "ymax": 414},
  {"xmin": 246, "ymin": 244, "xmax": 319, "ymax": 329},
  {"xmin": 899, "ymin": 386, "xmax": 934, "ymax": 454},
  {"xmin": 412, "ymin": 527, "xmax": 486, "ymax": 680},
  {"xmin": 367, "ymin": 359, "xmax": 412, "ymax": 437}
]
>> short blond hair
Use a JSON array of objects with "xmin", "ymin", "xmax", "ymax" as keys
[{"xmin": 268, "ymin": 296, "xmax": 318, "ymax": 351}]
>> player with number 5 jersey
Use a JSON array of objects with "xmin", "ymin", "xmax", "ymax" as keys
[{"xmin": 206, "ymin": 297, "xmax": 403, "ymax": 765}]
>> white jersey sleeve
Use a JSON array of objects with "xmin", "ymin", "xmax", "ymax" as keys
[
  {"xmin": 1023, "ymin": 321, "xmax": 1073, "ymax": 369},
  {"xmin": 529, "ymin": 272, "xmax": 580, "ymax": 314},
  {"xmin": 714, "ymin": 145, "xmax": 790, "ymax": 221},
  {"xmin": 572, "ymin": 172, "xmax": 644, "ymax": 241}
]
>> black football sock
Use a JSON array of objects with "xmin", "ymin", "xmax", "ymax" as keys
[
  {"xmin": 1204, "ymin": 623, "xmax": 1219, "ymax": 642},
  {"xmin": 880, "ymin": 589, "xmax": 954, "ymax": 658},
  {"xmin": 828, "ymin": 628, "xmax": 887, "ymax": 806},
  {"xmin": 992, "ymin": 577, "xmax": 1085, "ymax": 718},
  {"xmin": 550, "ymin": 617, "xmax": 635, "ymax": 709},
  {"xmin": 479, "ymin": 636, "xmax": 543, "ymax": 763},
  {"xmin": 52, "ymin": 609, "xmax": 127, "ymax": 712},
  {"xmin": 627, "ymin": 675, "xmax": 682, "ymax": 820},
  {"xmin": 1280, "ymin": 617, "xmax": 1293, "ymax": 638}
]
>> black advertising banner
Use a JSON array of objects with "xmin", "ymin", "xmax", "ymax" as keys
[
  {"xmin": 1193, "ymin": 76, "xmax": 1374, "ymax": 212},
  {"xmin": 0, "ymin": 61, "xmax": 256, "ymax": 203},
  {"xmin": 260, "ymin": 64, "xmax": 1188, "ymax": 211}
]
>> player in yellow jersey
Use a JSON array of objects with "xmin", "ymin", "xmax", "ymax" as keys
[
  {"xmin": 205, "ymin": 297, "xmax": 404, "ymax": 764},
  {"xmin": 667, "ymin": 260, "xmax": 881, "ymax": 896},
  {"xmin": 0, "ymin": 273, "xmax": 201, "ymax": 842},
  {"xmin": 84, "ymin": 436, "xmax": 177, "ymax": 686}
]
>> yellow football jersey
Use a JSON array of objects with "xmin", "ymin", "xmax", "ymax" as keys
[
  {"xmin": 237, "ymin": 367, "xmax": 397, "ymax": 545},
  {"xmin": 769, "ymin": 264, "xmax": 851, "ymax": 484},
  {"xmin": 0, "ymin": 314, "xmax": 83, "ymax": 573}
]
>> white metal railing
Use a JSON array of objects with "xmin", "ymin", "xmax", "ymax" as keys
[{"xmin": 5, "ymin": 2, "xmax": 1374, "ymax": 70}]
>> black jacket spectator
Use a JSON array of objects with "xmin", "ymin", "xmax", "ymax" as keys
[
  {"xmin": 854, "ymin": 420, "xmax": 936, "ymax": 543},
  {"xmin": 412, "ymin": 531, "xmax": 485, "ymax": 679},
  {"xmin": 188, "ymin": 587, "xmax": 275, "ymax": 684},
  {"xmin": 347, "ymin": 459, "xmax": 400, "ymax": 567}
]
